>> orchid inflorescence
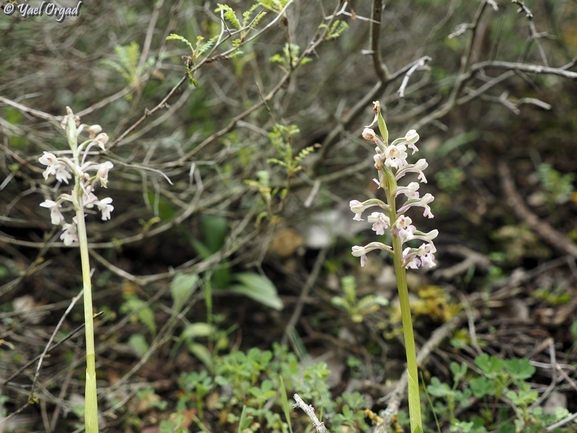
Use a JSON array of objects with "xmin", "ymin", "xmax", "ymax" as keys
[
  {"xmin": 350, "ymin": 101, "xmax": 438, "ymax": 269},
  {"xmin": 39, "ymin": 107, "xmax": 113, "ymax": 245}
]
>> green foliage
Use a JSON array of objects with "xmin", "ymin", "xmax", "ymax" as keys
[
  {"xmin": 228, "ymin": 272, "xmax": 283, "ymax": 310},
  {"xmin": 183, "ymin": 214, "xmax": 283, "ymax": 309},
  {"xmin": 267, "ymin": 123, "xmax": 314, "ymax": 178},
  {"xmin": 120, "ymin": 293, "xmax": 157, "ymax": 337},
  {"xmin": 101, "ymin": 42, "xmax": 154, "ymax": 95},
  {"xmin": 145, "ymin": 191, "xmax": 177, "ymax": 221},
  {"xmin": 187, "ymin": 214, "xmax": 231, "ymax": 289},
  {"xmin": 435, "ymin": 167, "xmax": 465, "ymax": 194},
  {"xmin": 166, "ymin": 33, "xmax": 217, "ymax": 86},
  {"xmin": 279, "ymin": 376, "xmax": 294, "ymax": 433},
  {"xmin": 537, "ymin": 163, "xmax": 575, "ymax": 205},
  {"xmin": 333, "ymin": 392, "xmax": 371, "ymax": 430},
  {"xmin": 177, "ymin": 322, "xmax": 215, "ymax": 369},
  {"xmin": 319, "ymin": 20, "xmax": 349, "ymax": 40},
  {"xmin": 246, "ymin": 123, "xmax": 314, "ymax": 222},
  {"xmin": 257, "ymin": 0, "xmax": 290, "ymax": 13},
  {"xmin": 427, "ymin": 354, "xmax": 571, "ymax": 432},
  {"xmin": 170, "ymin": 273, "xmax": 200, "ymax": 312},
  {"xmin": 270, "ymin": 43, "xmax": 312, "ymax": 72},
  {"xmin": 244, "ymin": 170, "xmax": 277, "ymax": 223},
  {"xmin": 491, "ymin": 225, "xmax": 550, "ymax": 265},
  {"xmin": 435, "ymin": 131, "xmax": 479, "ymax": 159},
  {"xmin": 215, "ymin": 3, "xmax": 267, "ymax": 47},
  {"xmin": 533, "ymin": 285, "xmax": 571, "ymax": 306},
  {"xmin": 157, "ymin": 344, "xmax": 380, "ymax": 432},
  {"xmin": 331, "ymin": 275, "xmax": 388, "ymax": 323},
  {"xmin": 168, "ymin": 2, "xmax": 268, "ymax": 86}
]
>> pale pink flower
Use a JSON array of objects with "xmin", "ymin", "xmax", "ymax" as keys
[
  {"xmin": 350, "ymin": 200, "xmax": 365, "ymax": 221},
  {"xmin": 394, "ymin": 215, "xmax": 416, "ymax": 242},
  {"xmin": 384, "ymin": 144, "xmax": 408, "ymax": 169},
  {"xmin": 96, "ymin": 197, "xmax": 114, "ymax": 220},
  {"xmin": 40, "ymin": 200, "xmax": 65, "ymax": 225},
  {"xmin": 61, "ymin": 219, "xmax": 78, "ymax": 245},
  {"xmin": 367, "ymin": 212, "xmax": 390, "ymax": 235},
  {"xmin": 95, "ymin": 161, "xmax": 113, "ymax": 188}
]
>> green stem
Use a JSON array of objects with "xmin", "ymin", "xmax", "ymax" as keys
[
  {"xmin": 384, "ymin": 168, "xmax": 422, "ymax": 433},
  {"xmin": 74, "ymin": 183, "xmax": 99, "ymax": 433},
  {"xmin": 392, "ymin": 235, "xmax": 422, "ymax": 433}
]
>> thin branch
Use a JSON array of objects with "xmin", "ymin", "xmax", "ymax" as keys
[
  {"xmin": 397, "ymin": 56, "xmax": 431, "ymax": 98},
  {"xmin": 471, "ymin": 59, "xmax": 577, "ymax": 80},
  {"xmin": 281, "ymin": 247, "xmax": 328, "ymax": 346},
  {"xmin": 293, "ymin": 394, "xmax": 327, "ymax": 433},
  {"xmin": 313, "ymin": 0, "xmax": 392, "ymax": 166}
]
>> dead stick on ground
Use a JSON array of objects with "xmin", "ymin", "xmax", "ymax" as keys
[{"xmin": 498, "ymin": 162, "xmax": 577, "ymax": 257}]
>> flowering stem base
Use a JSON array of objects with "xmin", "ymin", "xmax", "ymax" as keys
[
  {"xmin": 76, "ymin": 204, "xmax": 99, "ymax": 433},
  {"xmin": 393, "ymin": 235, "xmax": 422, "ymax": 433}
]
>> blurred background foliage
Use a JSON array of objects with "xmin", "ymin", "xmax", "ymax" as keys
[{"xmin": 1, "ymin": 0, "xmax": 577, "ymax": 431}]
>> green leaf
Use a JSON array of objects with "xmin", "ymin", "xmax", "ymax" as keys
[
  {"xmin": 120, "ymin": 295, "xmax": 156, "ymax": 336},
  {"xmin": 215, "ymin": 4, "xmax": 241, "ymax": 29},
  {"xmin": 237, "ymin": 405, "xmax": 253, "ymax": 433},
  {"xmin": 181, "ymin": 322, "xmax": 215, "ymax": 340},
  {"xmin": 427, "ymin": 377, "xmax": 452, "ymax": 398},
  {"xmin": 474, "ymin": 353, "xmax": 505, "ymax": 376},
  {"xmin": 145, "ymin": 191, "xmax": 177, "ymax": 220},
  {"xmin": 450, "ymin": 362, "xmax": 467, "ymax": 382},
  {"xmin": 470, "ymin": 376, "xmax": 495, "ymax": 398},
  {"xmin": 170, "ymin": 273, "xmax": 200, "ymax": 312},
  {"xmin": 138, "ymin": 306, "xmax": 157, "ymax": 336},
  {"xmin": 279, "ymin": 376, "xmax": 294, "ymax": 433},
  {"xmin": 187, "ymin": 342, "xmax": 213, "ymax": 369},
  {"xmin": 166, "ymin": 33, "xmax": 194, "ymax": 54},
  {"xmin": 505, "ymin": 358, "xmax": 535, "ymax": 382},
  {"xmin": 201, "ymin": 214, "xmax": 228, "ymax": 253},
  {"xmin": 229, "ymin": 272, "xmax": 283, "ymax": 310},
  {"xmin": 377, "ymin": 108, "xmax": 388, "ymax": 145},
  {"xmin": 129, "ymin": 334, "xmax": 149, "ymax": 356}
]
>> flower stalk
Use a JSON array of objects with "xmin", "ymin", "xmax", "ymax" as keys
[
  {"xmin": 39, "ymin": 107, "xmax": 113, "ymax": 433},
  {"xmin": 351, "ymin": 102, "xmax": 438, "ymax": 433}
]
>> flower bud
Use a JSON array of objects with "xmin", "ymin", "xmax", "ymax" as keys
[
  {"xmin": 93, "ymin": 133, "xmax": 109, "ymax": 150},
  {"xmin": 362, "ymin": 128, "xmax": 377, "ymax": 143},
  {"xmin": 88, "ymin": 125, "xmax": 102, "ymax": 139}
]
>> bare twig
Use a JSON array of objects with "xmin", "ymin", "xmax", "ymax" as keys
[
  {"xmin": 293, "ymin": 394, "xmax": 327, "ymax": 433},
  {"xmin": 282, "ymin": 247, "xmax": 328, "ymax": 347},
  {"xmin": 397, "ymin": 56, "xmax": 431, "ymax": 98}
]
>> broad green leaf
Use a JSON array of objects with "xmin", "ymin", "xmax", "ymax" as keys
[
  {"xmin": 129, "ymin": 334, "xmax": 149, "ymax": 356},
  {"xmin": 187, "ymin": 342, "xmax": 213, "ymax": 370},
  {"xmin": 138, "ymin": 305, "xmax": 157, "ymax": 336},
  {"xmin": 229, "ymin": 272, "xmax": 283, "ymax": 310},
  {"xmin": 181, "ymin": 322, "xmax": 215, "ymax": 340},
  {"xmin": 201, "ymin": 214, "xmax": 228, "ymax": 253},
  {"xmin": 170, "ymin": 273, "xmax": 199, "ymax": 312}
]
